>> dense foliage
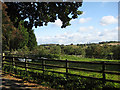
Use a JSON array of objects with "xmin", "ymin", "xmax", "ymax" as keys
[
  {"xmin": 4, "ymin": 2, "xmax": 83, "ymax": 29},
  {"xmin": 17, "ymin": 43, "xmax": 120, "ymax": 60},
  {"xmin": 2, "ymin": 3, "xmax": 37, "ymax": 51}
]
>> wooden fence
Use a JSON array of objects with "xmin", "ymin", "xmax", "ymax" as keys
[{"xmin": 2, "ymin": 56, "xmax": 120, "ymax": 84}]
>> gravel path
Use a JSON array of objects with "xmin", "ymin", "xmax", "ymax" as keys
[{"xmin": 0, "ymin": 72, "xmax": 54, "ymax": 90}]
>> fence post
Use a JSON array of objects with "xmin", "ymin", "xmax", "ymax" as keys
[
  {"xmin": 66, "ymin": 59, "xmax": 69, "ymax": 78},
  {"xmin": 2, "ymin": 53, "xmax": 5, "ymax": 67},
  {"xmin": 12, "ymin": 57, "xmax": 15, "ymax": 68},
  {"xmin": 102, "ymin": 61, "xmax": 105, "ymax": 85},
  {"xmin": 42, "ymin": 59, "xmax": 45, "ymax": 74},
  {"xmin": 65, "ymin": 59, "xmax": 69, "ymax": 89}
]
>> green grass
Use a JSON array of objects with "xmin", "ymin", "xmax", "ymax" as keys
[
  {"xmin": 59, "ymin": 55, "xmax": 120, "ymax": 62},
  {"xmin": 3, "ymin": 64, "xmax": 120, "ymax": 89}
]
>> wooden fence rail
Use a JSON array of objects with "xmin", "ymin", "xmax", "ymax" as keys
[{"xmin": 2, "ymin": 56, "xmax": 120, "ymax": 84}]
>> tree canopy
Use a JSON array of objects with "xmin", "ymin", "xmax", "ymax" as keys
[
  {"xmin": 2, "ymin": 3, "xmax": 37, "ymax": 51},
  {"xmin": 4, "ymin": 2, "xmax": 83, "ymax": 29}
]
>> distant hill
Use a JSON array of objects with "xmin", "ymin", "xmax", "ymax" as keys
[
  {"xmin": 99, "ymin": 41, "xmax": 120, "ymax": 44},
  {"xmin": 39, "ymin": 41, "xmax": 120, "ymax": 46},
  {"xmin": 98, "ymin": 41, "xmax": 120, "ymax": 46}
]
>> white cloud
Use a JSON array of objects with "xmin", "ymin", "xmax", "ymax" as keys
[
  {"xmin": 100, "ymin": 16, "xmax": 118, "ymax": 26},
  {"xmin": 54, "ymin": 19, "xmax": 62, "ymax": 27},
  {"xmin": 115, "ymin": 26, "xmax": 118, "ymax": 30},
  {"xmin": 78, "ymin": 26, "xmax": 94, "ymax": 32},
  {"xmin": 101, "ymin": 28, "xmax": 118, "ymax": 40},
  {"xmin": 79, "ymin": 18, "xmax": 91, "ymax": 23},
  {"xmin": 37, "ymin": 27, "xmax": 118, "ymax": 45},
  {"xmin": 89, "ymin": 26, "xmax": 94, "ymax": 30},
  {"xmin": 70, "ymin": 19, "xmax": 76, "ymax": 23}
]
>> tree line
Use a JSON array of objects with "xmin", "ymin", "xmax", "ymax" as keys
[{"xmin": 15, "ymin": 44, "xmax": 120, "ymax": 60}]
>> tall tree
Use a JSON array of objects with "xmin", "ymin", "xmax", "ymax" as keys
[
  {"xmin": 2, "ymin": 3, "xmax": 37, "ymax": 51},
  {"xmin": 17, "ymin": 20, "xmax": 29, "ymax": 49},
  {"xmin": 27, "ymin": 29, "xmax": 37, "ymax": 50},
  {"xmin": 2, "ymin": 3, "xmax": 23, "ymax": 51}
]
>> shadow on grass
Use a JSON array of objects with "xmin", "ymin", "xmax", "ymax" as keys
[
  {"xmin": 1, "ymin": 78, "xmax": 40, "ymax": 90},
  {"xmin": 0, "ymin": 72, "xmax": 49, "ymax": 90}
]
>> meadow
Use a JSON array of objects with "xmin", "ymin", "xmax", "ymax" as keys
[{"xmin": 59, "ymin": 55, "xmax": 120, "ymax": 62}]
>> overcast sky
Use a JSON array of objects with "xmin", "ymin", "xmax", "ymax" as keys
[{"xmin": 33, "ymin": 2, "xmax": 118, "ymax": 45}]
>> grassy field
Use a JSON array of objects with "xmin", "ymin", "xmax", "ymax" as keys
[
  {"xmin": 4, "ymin": 55, "xmax": 120, "ymax": 72},
  {"xmin": 31, "ymin": 55, "xmax": 120, "ymax": 82},
  {"xmin": 59, "ymin": 55, "xmax": 120, "ymax": 62}
]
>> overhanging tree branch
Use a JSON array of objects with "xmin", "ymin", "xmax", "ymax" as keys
[{"xmin": 4, "ymin": 2, "xmax": 83, "ymax": 29}]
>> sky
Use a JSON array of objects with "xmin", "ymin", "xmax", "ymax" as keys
[{"xmin": 33, "ymin": 2, "xmax": 118, "ymax": 45}]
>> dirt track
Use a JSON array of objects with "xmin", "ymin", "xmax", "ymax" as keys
[{"xmin": 0, "ymin": 72, "xmax": 54, "ymax": 90}]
